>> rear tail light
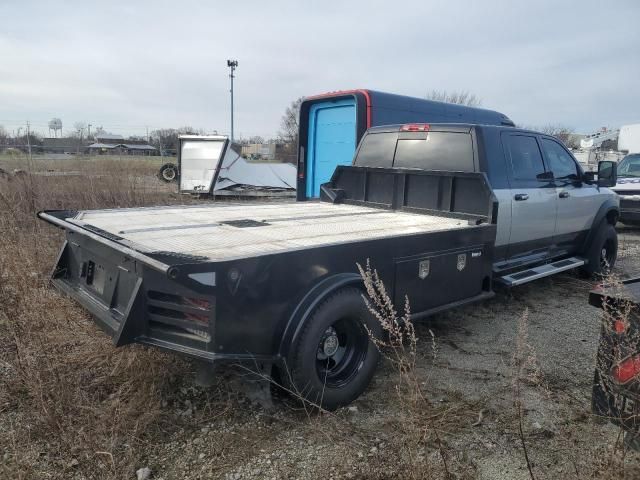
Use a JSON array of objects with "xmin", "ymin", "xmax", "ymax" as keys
[
  {"xmin": 612, "ymin": 354, "xmax": 640, "ymax": 384},
  {"xmin": 147, "ymin": 290, "xmax": 212, "ymax": 341},
  {"xmin": 401, "ymin": 124, "xmax": 430, "ymax": 132}
]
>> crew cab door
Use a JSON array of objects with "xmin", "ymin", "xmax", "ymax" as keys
[
  {"xmin": 502, "ymin": 133, "xmax": 557, "ymax": 259},
  {"xmin": 539, "ymin": 137, "xmax": 599, "ymax": 252}
]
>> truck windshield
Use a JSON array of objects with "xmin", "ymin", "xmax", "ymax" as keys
[
  {"xmin": 354, "ymin": 131, "xmax": 474, "ymax": 171},
  {"xmin": 617, "ymin": 154, "xmax": 640, "ymax": 177}
]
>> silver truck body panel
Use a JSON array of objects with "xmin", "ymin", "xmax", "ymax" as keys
[{"xmin": 498, "ymin": 188, "xmax": 557, "ymax": 249}]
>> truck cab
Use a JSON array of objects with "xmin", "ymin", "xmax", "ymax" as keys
[{"xmin": 352, "ymin": 123, "xmax": 620, "ymax": 281}]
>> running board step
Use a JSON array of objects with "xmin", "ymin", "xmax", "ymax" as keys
[{"xmin": 497, "ymin": 257, "xmax": 585, "ymax": 287}]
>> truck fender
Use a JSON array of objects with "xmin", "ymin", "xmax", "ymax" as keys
[
  {"xmin": 581, "ymin": 199, "xmax": 619, "ymax": 254},
  {"xmin": 277, "ymin": 273, "xmax": 363, "ymax": 359}
]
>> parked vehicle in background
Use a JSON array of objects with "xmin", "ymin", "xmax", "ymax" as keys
[
  {"xmin": 296, "ymin": 89, "xmax": 515, "ymax": 199},
  {"xmin": 590, "ymin": 277, "xmax": 640, "ymax": 450},
  {"xmin": 619, "ymin": 124, "xmax": 640, "ymax": 154},
  {"xmin": 612, "ymin": 153, "xmax": 640, "ymax": 225},
  {"xmin": 157, "ymin": 135, "xmax": 296, "ymax": 196},
  {"xmin": 37, "ymin": 123, "xmax": 618, "ymax": 410}
]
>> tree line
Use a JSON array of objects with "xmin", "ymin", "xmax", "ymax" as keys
[{"xmin": 1, "ymin": 91, "xmax": 587, "ymax": 153}]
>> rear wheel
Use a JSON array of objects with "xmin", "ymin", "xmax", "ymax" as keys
[
  {"xmin": 158, "ymin": 163, "xmax": 178, "ymax": 183},
  {"xmin": 286, "ymin": 288, "xmax": 381, "ymax": 411},
  {"xmin": 580, "ymin": 223, "xmax": 618, "ymax": 277}
]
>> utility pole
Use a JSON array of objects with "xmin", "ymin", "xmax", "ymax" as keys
[
  {"xmin": 26, "ymin": 121, "xmax": 32, "ymax": 162},
  {"xmin": 227, "ymin": 59, "xmax": 238, "ymax": 142},
  {"xmin": 77, "ymin": 127, "xmax": 84, "ymax": 155}
]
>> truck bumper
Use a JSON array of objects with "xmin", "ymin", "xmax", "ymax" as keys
[
  {"xmin": 620, "ymin": 209, "xmax": 640, "ymax": 224},
  {"xmin": 619, "ymin": 198, "xmax": 640, "ymax": 224},
  {"xmin": 48, "ymin": 236, "xmax": 273, "ymax": 365}
]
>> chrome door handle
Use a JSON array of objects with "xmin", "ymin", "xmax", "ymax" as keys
[
  {"xmin": 514, "ymin": 193, "xmax": 529, "ymax": 201},
  {"xmin": 559, "ymin": 191, "xmax": 570, "ymax": 199}
]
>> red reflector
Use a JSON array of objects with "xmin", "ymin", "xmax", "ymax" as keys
[
  {"xmin": 185, "ymin": 312, "xmax": 209, "ymax": 325},
  {"xmin": 184, "ymin": 297, "xmax": 210, "ymax": 310},
  {"xmin": 401, "ymin": 124, "xmax": 430, "ymax": 132},
  {"xmin": 614, "ymin": 319, "xmax": 627, "ymax": 333},
  {"xmin": 613, "ymin": 355, "xmax": 640, "ymax": 384}
]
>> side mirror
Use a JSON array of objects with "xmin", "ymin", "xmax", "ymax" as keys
[
  {"xmin": 583, "ymin": 171, "xmax": 596, "ymax": 183},
  {"xmin": 597, "ymin": 160, "xmax": 617, "ymax": 188}
]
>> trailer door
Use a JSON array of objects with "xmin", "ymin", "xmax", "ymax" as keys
[
  {"xmin": 178, "ymin": 137, "xmax": 226, "ymax": 193},
  {"xmin": 306, "ymin": 98, "xmax": 356, "ymax": 197}
]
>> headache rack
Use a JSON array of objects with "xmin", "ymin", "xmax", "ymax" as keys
[{"xmin": 320, "ymin": 166, "xmax": 498, "ymax": 225}]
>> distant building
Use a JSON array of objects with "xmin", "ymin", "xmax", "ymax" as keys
[
  {"xmin": 240, "ymin": 143, "xmax": 295, "ymax": 163},
  {"xmin": 42, "ymin": 137, "xmax": 87, "ymax": 154},
  {"xmin": 87, "ymin": 133, "xmax": 157, "ymax": 155},
  {"xmin": 87, "ymin": 142, "xmax": 157, "ymax": 156}
]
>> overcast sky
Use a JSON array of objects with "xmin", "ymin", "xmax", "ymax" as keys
[{"xmin": 1, "ymin": 0, "xmax": 638, "ymax": 139}]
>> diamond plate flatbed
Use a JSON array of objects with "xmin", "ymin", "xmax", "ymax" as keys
[{"xmin": 59, "ymin": 201, "xmax": 471, "ymax": 262}]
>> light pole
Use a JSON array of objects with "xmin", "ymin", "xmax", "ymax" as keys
[{"xmin": 227, "ymin": 59, "xmax": 238, "ymax": 142}]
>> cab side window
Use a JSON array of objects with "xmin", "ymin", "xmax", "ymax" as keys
[
  {"xmin": 540, "ymin": 138, "xmax": 579, "ymax": 180},
  {"xmin": 506, "ymin": 135, "xmax": 546, "ymax": 180}
]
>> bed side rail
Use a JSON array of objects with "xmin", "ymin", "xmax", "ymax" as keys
[{"xmin": 38, "ymin": 210, "xmax": 172, "ymax": 275}]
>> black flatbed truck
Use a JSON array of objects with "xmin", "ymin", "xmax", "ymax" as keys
[
  {"xmin": 39, "ymin": 164, "xmax": 497, "ymax": 409},
  {"xmin": 38, "ymin": 124, "xmax": 618, "ymax": 410}
]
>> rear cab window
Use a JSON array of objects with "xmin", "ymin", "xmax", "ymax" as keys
[
  {"xmin": 354, "ymin": 129, "xmax": 475, "ymax": 171},
  {"xmin": 354, "ymin": 132, "xmax": 397, "ymax": 167},
  {"xmin": 505, "ymin": 135, "xmax": 546, "ymax": 181}
]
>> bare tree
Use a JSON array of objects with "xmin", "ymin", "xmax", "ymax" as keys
[
  {"xmin": 426, "ymin": 90, "xmax": 482, "ymax": 107},
  {"xmin": 247, "ymin": 135, "xmax": 265, "ymax": 144},
  {"xmin": 519, "ymin": 124, "xmax": 576, "ymax": 148},
  {"xmin": 150, "ymin": 126, "xmax": 201, "ymax": 154},
  {"xmin": 538, "ymin": 125, "xmax": 575, "ymax": 147},
  {"xmin": 73, "ymin": 121, "xmax": 87, "ymax": 134},
  {"xmin": 278, "ymin": 97, "xmax": 303, "ymax": 145},
  {"xmin": 0, "ymin": 125, "xmax": 8, "ymax": 144}
]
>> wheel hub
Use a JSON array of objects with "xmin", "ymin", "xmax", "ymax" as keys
[{"xmin": 321, "ymin": 328, "xmax": 340, "ymax": 357}]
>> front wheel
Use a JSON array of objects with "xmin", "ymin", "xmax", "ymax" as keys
[
  {"xmin": 285, "ymin": 288, "xmax": 381, "ymax": 411},
  {"xmin": 580, "ymin": 223, "xmax": 618, "ymax": 277}
]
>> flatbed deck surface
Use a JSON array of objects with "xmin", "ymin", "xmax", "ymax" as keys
[{"xmin": 67, "ymin": 202, "xmax": 471, "ymax": 261}]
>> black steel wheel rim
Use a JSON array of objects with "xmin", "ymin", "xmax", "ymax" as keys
[{"xmin": 315, "ymin": 317, "xmax": 368, "ymax": 388}]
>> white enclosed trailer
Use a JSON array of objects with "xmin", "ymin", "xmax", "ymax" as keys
[
  {"xmin": 178, "ymin": 135, "xmax": 296, "ymax": 196},
  {"xmin": 619, "ymin": 124, "xmax": 640, "ymax": 154}
]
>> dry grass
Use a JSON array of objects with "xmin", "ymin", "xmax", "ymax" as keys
[
  {"xmin": 0, "ymin": 168, "xmax": 189, "ymax": 479},
  {"xmin": 0, "ymin": 152, "xmax": 166, "ymax": 176},
  {"xmin": 358, "ymin": 261, "xmax": 476, "ymax": 480}
]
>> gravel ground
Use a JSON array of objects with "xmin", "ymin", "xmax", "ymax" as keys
[{"xmin": 120, "ymin": 225, "xmax": 640, "ymax": 480}]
